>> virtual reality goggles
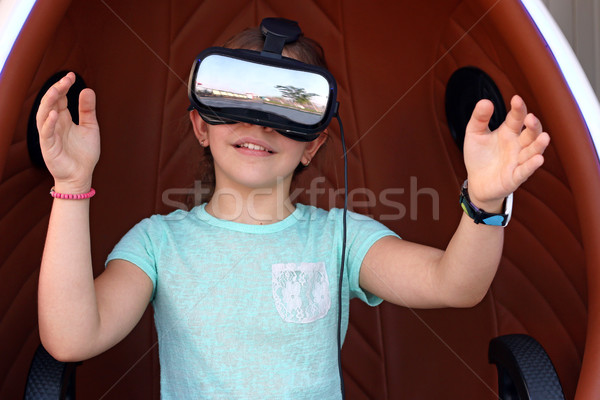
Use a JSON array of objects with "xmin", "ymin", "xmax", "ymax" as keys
[{"xmin": 187, "ymin": 18, "xmax": 338, "ymax": 142}]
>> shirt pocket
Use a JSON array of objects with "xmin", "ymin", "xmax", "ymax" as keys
[{"xmin": 271, "ymin": 262, "xmax": 331, "ymax": 324}]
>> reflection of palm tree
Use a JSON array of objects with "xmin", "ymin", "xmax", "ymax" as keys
[{"xmin": 275, "ymin": 85, "xmax": 317, "ymax": 104}]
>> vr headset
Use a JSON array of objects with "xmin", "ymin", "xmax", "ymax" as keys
[{"xmin": 187, "ymin": 18, "xmax": 339, "ymax": 142}]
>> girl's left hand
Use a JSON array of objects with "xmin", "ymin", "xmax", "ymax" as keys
[{"xmin": 463, "ymin": 95, "xmax": 550, "ymax": 211}]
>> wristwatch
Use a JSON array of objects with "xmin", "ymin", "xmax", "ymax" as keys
[{"xmin": 459, "ymin": 180, "xmax": 513, "ymax": 227}]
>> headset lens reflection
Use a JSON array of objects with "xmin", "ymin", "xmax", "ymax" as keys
[{"xmin": 192, "ymin": 54, "xmax": 331, "ymax": 125}]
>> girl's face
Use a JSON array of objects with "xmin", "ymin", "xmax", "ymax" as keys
[{"xmin": 190, "ymin": 112, "xmax": 325, "ymax": 193}]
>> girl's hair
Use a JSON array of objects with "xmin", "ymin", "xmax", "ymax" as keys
[
  {"xmin": 196, "ymin": 26, "xmax": 329, "ymax": 205},
  {"xmin": 223, "ymin": 27, "xmax": 328, "ymax": 68}
]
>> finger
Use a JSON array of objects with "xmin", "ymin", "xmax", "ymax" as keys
[
  {"xmin": 36, "ymin": 86, "xmax": 59, "ymax": 132},
  {"xmin": 519, "ymin": 113, "xmax": 543, "ymax": 147},
  {"xmin": 524, "ymin": 113, "xmax": 543, "ymax": 133},
  {"xmin": 39, "ymin": 73, "xmax": 75, "ymax": 109},
  {"xmin": 52, "ymin": 72, "xmax": 76, "ymax": 97},
  {"xmin": 39, "ymin": 109, "xmax": 60, "ymax": 151},
  {"xmin": 518, "ymin": 131, "xmax": 550, "ymax": 164},
  {"xmin": 78, "ymin": 88, "xmax": 97, "ymax": 128},
  {"xmin": 36, "ymin": 73, "xmax": 75, "ymax": 130},
  {"xmin": 514, "ymin": 154, "xmax": 545, "ymax": 185},
  {"xmin": 465, "ymin": 99, "xmax": 494, "ymax": 135},
  {"xmin": 503, "ymin": 95, "xmax": 528, "ymax": 133}
]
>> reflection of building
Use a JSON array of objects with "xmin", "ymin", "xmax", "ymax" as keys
[
  {"xmin": 195, "ymin": 84, "xmax": 256, "ymax": 100},
  {"xmin": 195, "ymin": 85, "xmax": 325, "ymax": 116}
]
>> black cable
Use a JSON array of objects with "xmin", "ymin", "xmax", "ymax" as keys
[{"xmin": 336, "ymin": 114, "xmax": 347, "ymax": 399}]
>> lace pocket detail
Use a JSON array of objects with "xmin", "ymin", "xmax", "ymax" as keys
[{"xmin": 272, "ymin": 262, "xmax": 331, "ymax": 323}]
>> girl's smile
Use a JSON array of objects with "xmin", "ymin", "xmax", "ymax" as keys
[{"xmin": 233, "ymin": 137, "xmax": 276, "ymax": 156}]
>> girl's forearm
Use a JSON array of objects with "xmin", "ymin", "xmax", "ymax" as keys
[
  {"xmin": 435, "ymin": 213, "xmax": 504, "ymax": 307},
  {"xmin": 38, "ymin": 189, "xmax": 101, "ymax": 361}
]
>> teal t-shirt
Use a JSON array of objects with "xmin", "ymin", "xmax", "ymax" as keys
[{"xmin": 106, "ymin": 203, "xmax": 399, "ymax": 399}]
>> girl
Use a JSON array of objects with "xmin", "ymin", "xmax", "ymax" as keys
[{"xmin": 36, "ymin": 25, "xmax": 550, "ymax": 398}]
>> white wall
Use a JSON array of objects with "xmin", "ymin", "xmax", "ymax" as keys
[{"xmin": 542, "ymin": 0, "xmax": 600, "ymax": 99}]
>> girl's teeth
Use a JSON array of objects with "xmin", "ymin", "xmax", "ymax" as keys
[{"xmin": 240, "ymin": 143, "xmax": 267, "ymax": 151}]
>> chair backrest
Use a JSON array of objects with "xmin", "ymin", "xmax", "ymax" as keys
[{"xmin": 1, "ymin": 1, "xmax": 598, "ymax": 399}]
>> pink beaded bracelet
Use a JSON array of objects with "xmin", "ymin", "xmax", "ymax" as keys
[{"xmin": 50, "ymin": 187, "xmax": 96, "ymax": 200}]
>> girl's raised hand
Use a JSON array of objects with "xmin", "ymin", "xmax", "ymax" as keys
[
  {"xmin": 36, "ymin": 72, "xmax": 100, "ymax": 192},
  {"xmin": 463, "ymin": 95, "xmax": 550, "ymax": 210}
]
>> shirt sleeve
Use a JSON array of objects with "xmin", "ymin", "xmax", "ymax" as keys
[
  {"xmin": 342, "ymin": 210, "xmax": 401, "ymax": 306},
  {"xmin": 105, "ymin": 216, "xmax": 162, "ymax": 301}
]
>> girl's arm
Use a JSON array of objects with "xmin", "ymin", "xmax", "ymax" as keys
[
  {"xmin": 37, "ymin": 73, "xmax": 152, "ymax": 361},
  {"xmin": 359, "ymin": 217, "xmax": 502, "ymax": 308},
  {"xmin": 360, "ymin": 95, "xmax": 550, "ymax": 309}
]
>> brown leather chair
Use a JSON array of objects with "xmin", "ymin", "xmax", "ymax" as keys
[{"xmin": 1, "ymin": 0, "xmax": 598, "ymax": 398}]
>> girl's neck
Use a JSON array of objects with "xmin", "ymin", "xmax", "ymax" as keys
[{"xmin": 205, "ymin": 185, "xmax": 295, "ymax": 225}]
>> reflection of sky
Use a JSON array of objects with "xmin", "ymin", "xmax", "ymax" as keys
[{"xmin": 196, "ymin": 55, "xmax": 330, "ymax": 106}]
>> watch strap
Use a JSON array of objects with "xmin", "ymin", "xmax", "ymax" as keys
[{"xmin": 459, "ymin": 180, "xmax": 513, "ymax": 227}]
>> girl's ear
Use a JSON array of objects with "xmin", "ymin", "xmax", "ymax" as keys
[
  {"xmin": 301, "ymin": 130, "xmax": 328, "ymax": 166},
  {"xmin": 189, "ymin": 110, "xmax": 209, "ymax": 146}
]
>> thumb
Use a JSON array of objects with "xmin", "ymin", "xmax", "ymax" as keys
[
  {"xmin": 466, "ymin": 99, "xmax": 494, "ymax": 136},
  {"xmin": 78, "ymin": 88, "xmax": 98, "ymax": 127}
]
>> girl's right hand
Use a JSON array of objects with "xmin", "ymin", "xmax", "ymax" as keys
[{"xmin": 36, "ymin": 72, "xmax": 100, "ymax": 193}]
